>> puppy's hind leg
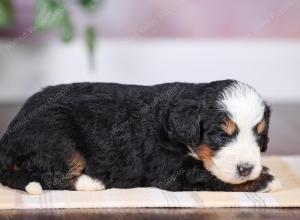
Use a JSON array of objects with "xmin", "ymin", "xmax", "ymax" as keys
[
  {"xmin": 64, "ymin": 152, "xmax": 105, "ymax": 191},
  {"xmin": 74, "ymin": 174, "xmax": 106, "ymax": 191},
  {"xmin": 0, "ymin": 171, "xmax": 43, "ymax": 195},
  {"xmin": 0, "ymin": 151, "xmax": 88, "ymax": 194},
  {"xmin": 25, "ymin": 182, "xmax": 43, "ymax": 195}
]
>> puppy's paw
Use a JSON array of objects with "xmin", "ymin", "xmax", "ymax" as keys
[
  {"xmin": 25, "ymin": 182, "xmax": 43, "ymax": 195},
  {"xmin": 75, "ymin": 174, "xmax": 106, "ymax": 191},
  {"xmin": 232, "ymin": 166, "xmax": 281, "ymax": 193},
  {"xmin": 259, "ymin": 177, "xmax": 282, "ymax": 193},
  {"xmin": 258, "ymin": 167, "xmax": 282, "ymax": 193}
]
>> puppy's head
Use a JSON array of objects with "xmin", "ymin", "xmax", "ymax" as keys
[{"xmin": 168, "ymin": 80, "xmax": 271, "ymax": 184}]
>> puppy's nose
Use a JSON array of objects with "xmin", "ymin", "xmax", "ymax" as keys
[{"xmin": 237, "ymin": 163, "xmax": 254, "ymax": 177}]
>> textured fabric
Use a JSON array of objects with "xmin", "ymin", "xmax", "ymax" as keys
[{"xmin": 0, "ymin": 156, "xmax": 299, "ymax": 209}]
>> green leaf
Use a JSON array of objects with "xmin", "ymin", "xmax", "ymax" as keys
[
  {"xmin": 79, "ymin": 0, "xmax": 102, "ymax": 11},
  {"xmin": 35, "ymin": 0, "xmax": 66, "ymax": 32},
  {"xmin": 85, "ymin": 26, "xmax": 96, "ymax": 54},
  {"xmin": 60, "ymin": 13, "xmax": 75, "ymax": 42},
  {"xmin": 85, "ymin": 26, "xmax": 97, "ymax": 68},
  {"xmin": 0, "ymin": 0, "xmax": 13, "ymax": 28}
]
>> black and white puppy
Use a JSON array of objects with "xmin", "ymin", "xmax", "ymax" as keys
[{"xmin": 0, "ymin": 80, "xmax": 281, "ymax": 194}]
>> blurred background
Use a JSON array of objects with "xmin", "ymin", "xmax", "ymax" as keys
[{"xmin": 0, "ymin": 0, "xmax": 299, "ymax": 154}]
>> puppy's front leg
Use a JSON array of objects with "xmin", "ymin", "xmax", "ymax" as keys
[{"xmin": 231, "ymin": 166, "xmax": 282, "ymax": 192}]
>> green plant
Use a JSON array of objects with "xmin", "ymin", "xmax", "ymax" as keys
[
  {"xmin": 0, "ymin": 0, "xmax": 13, "ymax": 27},
  {"xmin": 0, "ymin": 0, "xmax": 103, "ymax": 64}
]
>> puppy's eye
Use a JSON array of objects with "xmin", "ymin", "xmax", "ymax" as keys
[{"xmin": 216, "ymin": 132, "xmax": 228, "ymax": 141}]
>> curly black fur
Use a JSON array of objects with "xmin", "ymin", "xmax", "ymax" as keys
[{"xmin": 0, "ymin": 80, "xmax": 271, "ymax": 192}]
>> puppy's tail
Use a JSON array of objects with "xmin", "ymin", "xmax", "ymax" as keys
[
  {"xmin": 0, "ymin": 137, "xmax": 14, "ymax": 174},
  {"xmin": 0, "ymin": 140, "xmax": 26, "ymax": 191},
  {"xmin": 0, "ymin": 138, "xmax": 41, "ymax": 194},
  {"xmin": 0, "ymin": 141, "xmax": 8, "ymax": 174},
  {"xmin": 0, "ymin": 140, "xmax": 36, "ymax": 193}
]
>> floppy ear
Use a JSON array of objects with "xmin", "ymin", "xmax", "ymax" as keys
[
  {"xmin": 260, "ymin": 105, "xmax": 271, "ymax": 152},
  {"xmin": 168, "ymin": 100, "xmax": 202, "ymax": 146}
]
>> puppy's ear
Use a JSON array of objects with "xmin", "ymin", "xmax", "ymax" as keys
[
  {"xmin": 260, "ymin": 105, "xmax": 271, "ymax": 152},
  {"xmin": 168, "ymin": 100, "xmax": 201, "ymax": 146}
]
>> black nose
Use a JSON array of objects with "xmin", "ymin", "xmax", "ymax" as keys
[{"xmin": 237, "ymin": 163, "xmax": 254, "ymax": 177}]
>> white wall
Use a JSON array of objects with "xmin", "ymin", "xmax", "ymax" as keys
[{"xmin": 0, "ymin": 39, "xmax": 299, "ymax": 103}]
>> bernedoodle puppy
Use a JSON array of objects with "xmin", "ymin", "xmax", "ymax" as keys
[{"xmin": 0, "ymin": 80, "xmax": 281, "ymax": 194}]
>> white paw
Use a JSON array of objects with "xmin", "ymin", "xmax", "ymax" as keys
[
  {"xmin": 259, "ymin": 178, "xmax": 282, "ymax": 193},
  {"xmin": 25, "ymin": 182, "xmax": 43, "ymax": 195},
  {"xmin": 75, "ymin": 174, "xmax": 105, "ymax": 191}
]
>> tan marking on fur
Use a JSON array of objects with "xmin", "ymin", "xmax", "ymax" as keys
[
  {"xmin": 232, "ymin": 182, "xmax": 251, "ymax": 191},
  {"xmin": 221, "ymin": 119, "xmax": 237, "ymax": 136},
  {"xmin": 66, "ymin": 152, "xmax": 86, "ymax": 180},
  {"xmin": 195, "ymin": 144, "xmax": 215, "ymax": 170},
  {"xmin": 257, "ymin": 120, "xmax": 266, "ymax": 134},
  {"xmin": 12, "ymin": 164, "xmax": 20, "ymax": 172}
]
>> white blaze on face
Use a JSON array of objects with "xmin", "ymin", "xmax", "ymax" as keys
[{"xmin": 210, "ymin": 82, "xmax": 266, "ymax": 184}]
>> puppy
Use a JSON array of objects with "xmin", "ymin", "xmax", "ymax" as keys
[{"xmin": 0, "ymin": 80, "xmax": 281, "ymax": 195}]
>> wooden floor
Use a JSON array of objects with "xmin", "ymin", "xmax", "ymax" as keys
[
  {"xmin": 0, "ymin": 103, "xmax": 300, "ymax": 219},
  {"xmin": 0, "ymin": 208, "xmax": 300, "ymax": 220}
]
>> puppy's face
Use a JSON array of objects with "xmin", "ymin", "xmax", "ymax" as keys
[{"xmin": 169, "ymin": 81, "xmax": 271, "ymax": 184}]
